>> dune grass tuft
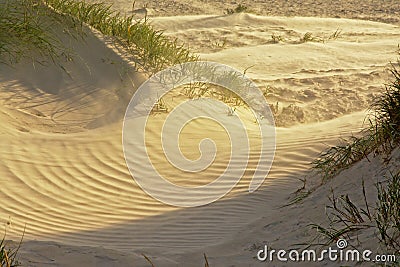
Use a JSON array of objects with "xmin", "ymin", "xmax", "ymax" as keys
[
  {"xmin": 376, "ymin": 171, "xmax": 400, "ymax": 251},
  {"xmin": 225, "ymin": 4, "xmax": 248, "ymax": 14},
  {"xmin": 312, "ymin": 62, "xmax": 400, "ymax": 181},
  {"xmin": 0, "ymin": 0, "xmax": 197, "ymax": 72},
  {"xmin": 311, "ymin": 172, "xmax": 400, "ymax": 260},
  {"xmin": 271, "ymin": 33, "xmax": 285, "ymax": 43},
  {"xmin": 0, "ymin": 0, "xmax": 76, "ymax": 65},
  {"xmin": 44, "ymin": 0, "xmax": 198, "ymax": 73},
  {"xmin": 0, "ymin": 228, "xmax": 23, "ymax": 267},
  {"xmin": 310, "ymin": 182, "xmax": 372, "ymax": 246},
  {"xmin": 300, "ymin": 32, "xmax": 317, "ymax": 43},
  {"xmin": 298, "ymin": 29, "xmax": 342, "ymax": 44}
]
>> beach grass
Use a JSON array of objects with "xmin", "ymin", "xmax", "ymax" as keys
[
  {"xmin": 44, "ymin": 0, "xmax": 197, "ymax": 73},
  {"xmin": 0, "ymin": 0, "xmax": 70, "ymax": 65},
  {"xmin": 310, "ymin": 181, "xmax": 372, "ymax": 245},
  {"xmin": 225, "ymin": 4, "xmax": 248, "ymax": 14},
  {"xmin": 299, "ymin": 29, "xmax": 342, "ymax": 44},
  {"xmin": 307, "ymin": 62, "xmax": 399, "ymax": 258},
  {"xmin": 0, "ymin": 0, "xmax": 197, "ymax": 72},
  {"xmin": 312, "ymin": 62, "xmax": 400, "ymax": 181},
  {"xmin": 376, "ymin": 171, "xmax": 400, "ymax": 251},
  {"xmin": 0, "ymin": 230, "xmax": 22, "ymax": 267},
  {"xmin": 311, "ymin": 171, "xmax": 400, "ymax": 259}
]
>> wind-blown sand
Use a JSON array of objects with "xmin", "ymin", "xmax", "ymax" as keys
[
  {"xmin": 0, "ymin": 3, "xmax": 399, "ymax": 267},
  {"xmin": 100, "ymin": 0, "xmax": 400, "ymax": 25}
]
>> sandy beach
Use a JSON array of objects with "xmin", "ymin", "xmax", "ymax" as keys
[
  {"xmin": 0, "ymin": 1, "xmax": 399, "ymax": 266},
  {"xmin": 97, "ymin": 0, "xmax": 400, "ymax": 25}
]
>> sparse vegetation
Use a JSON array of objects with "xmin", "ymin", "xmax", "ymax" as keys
[
  {"xmin": 271, "ymin": 33, "xmax": 285, "ymax": 43},
  {"xmin": 183, "ymin": 82, "xmax": 210, "ymax": 99},
  {"xmin": 300, "ymin": 32, "xmax": 317, "ymax": 43},
  {"xmin": 310, "ymin": 183, "xmax": 372, "ymax": 246},
  {"xmin": 308, "ymin": 63, "xmax": 400, "ymax": 257},
  {"xmin": 142, "ymin": 253, "xmax": 212, "ymax": 266},
  {"xmin": 0, "ymin": 0, "xmax": 78, "ymax": 65},
  {"xmin": 376, "ymin": 171, "xmax": 400, "ymax": 252},
  {"xmin": 311, "ymin": 172, "xmax": 400, "ymax": 260},
  {"xmin": 0, "ymin": 229, "xmax": 23, "ymax": 267},
  {"xmin": 313, "ymin": 62, "xmax": 400, "ymax": 181},
  {"xmin": 225, "ymin": 4, "xmax": 248, "ymax": 14},
  {"xmin": 0, "ymin": 0, "xmax": 197, "ymax": 72},
  {"xmin": 298, "ymin": 29, "xmax": 342, "ymax": 44},
  {"xmin": 45, "ymin": 0, "xmax": 198, "ymax": 73},
  {"xmin": 151, "ymin": 96, "xmax": 169, "ymax": 113},
  {"xmin": 204, "ymin": 253, "xmax": 210, "ymax": 267},
  {"xmin": 174, "ymin": 62, "xmax": 254, "ymax": 107},
  {"xmin": 328, "ymin": 28, "xmax": 342, "ymax": 41},
  {"xmin": 212, "ymin": 37, "xmax": 227, "ymax": 49},
  {"xmin": 181, "ymin": 82, "xmax": 245, "ymax": 107},
  {"xmin": 142, "ymin": 253, "xmax": 155, "ymax": 267}
]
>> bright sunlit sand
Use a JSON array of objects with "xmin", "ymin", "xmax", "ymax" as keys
[{"xmin": 0, "ymin": 1, "xmax": 399, "ymax": 266}]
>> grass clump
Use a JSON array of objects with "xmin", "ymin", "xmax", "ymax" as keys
[
  {"xmin": 311, "ymin": 172, "xmax": 400, "ymax": 260},
  {"xmin": 311, "ymin": 182, "xmax": 372, "ymax": 246},
  {"xmin": 271, "ymin": 33, "xmax": 285, "ymax": 43},
  {"xmin": 312, "ymin": 135, "xmax": 373, "ymax": 181},
  {"xmin": 300, "ymin": 32, "xmax": 317, "ymax": 43},
  {"xmin": 0, "ymin": 0, "xmax": 77, "ymax": 65},
  {"xmin": 0, "ymin": 229, "xmax": 23, "ymax": 267},
  {"xmin": 226, "ymin": 4, "xmax": 248, "ymax": 14},
  {"xmin": 300, "ymin": 32, "xmax": 323, "ymax": 43},
  {"xmin": 0, "ymin": 0, "xmax": 197, "ymax": 72},
  {"xmin": 175, "ymin": 62, "xmax": 255, "ymax": 107},
  {"xmin": 298, "ymin": 29, "xmax": 342, "ymax": 44},
  {"xmin": 44, "ymin": 0, "xmax": 197, "ymax": 73},
  {"xmin": 376, "ymin": 171, "xmax": 400, "ymax": 251},
  {"xmin": 313, "ymin": 62, "xmax": 400, "ymax": 181}
]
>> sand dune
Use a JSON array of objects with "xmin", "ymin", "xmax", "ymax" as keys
[
  {"xmin": 153, "ymin": 14, "xmax": 399, "ymax": 126},
  {"xmin": 0, "ymin": 9, "xmax": 399, "ymax": 267},
  {"xmin": 100, "ymin": 0, "xmax": 400, "ymax": 25}
]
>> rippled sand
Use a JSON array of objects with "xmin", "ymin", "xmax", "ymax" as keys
[{"xmin": 1, "ymin": 5, "xmax": 399, "ymax": 267}]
